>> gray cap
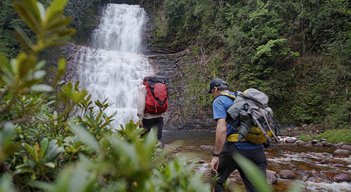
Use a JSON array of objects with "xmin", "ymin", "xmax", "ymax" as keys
[{"xmin": 208, "ymin": 78, "xmax": 229, "ymax": 93}]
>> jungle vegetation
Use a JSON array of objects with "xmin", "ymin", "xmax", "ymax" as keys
[
  {"xmin": 0, "ymin": 0, "xmax": 210, "ymax": 191},
  {"xmin": 150, "ymin": 0, "xmax": 351, "ymax": 128}
]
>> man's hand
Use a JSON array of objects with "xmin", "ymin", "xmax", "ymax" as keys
[{"xmin": 210, "ymin": 156, "xmax": 219, "ymax": 173}]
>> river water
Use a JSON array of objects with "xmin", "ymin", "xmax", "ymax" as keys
[{"xmin": 163, "ymin": 130, "xmax": 351, "ymax": 192}]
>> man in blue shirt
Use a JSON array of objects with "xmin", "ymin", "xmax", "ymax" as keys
[{"xmin": 209, "ymin": 78, "xmax": 267, "ymax": 192}]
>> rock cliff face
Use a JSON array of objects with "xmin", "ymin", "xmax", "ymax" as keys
[
  {"xmin": 140, "ymin": 1, "xmax": 214, "ymax": 130},
  {"xmin": 63, "ymin": 1, "xmax": 214, "ymax": 130},
  {"xmin": 147, "ymin": 51, "xmax": 215, "ymax": 130}
]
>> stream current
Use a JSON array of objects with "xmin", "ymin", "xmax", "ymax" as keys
[{"xmin": 163, "ymin": 130, "xmax": 351, "ymax": 192}]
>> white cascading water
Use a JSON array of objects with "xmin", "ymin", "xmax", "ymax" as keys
[{"xmin": 75, "ymin": 4, "xmax": 154, "ymax": 128}]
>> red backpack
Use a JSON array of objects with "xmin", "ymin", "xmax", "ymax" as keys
[{"xmin": 143, "ymin": 76, "xmax": 168, "ymax": 114}]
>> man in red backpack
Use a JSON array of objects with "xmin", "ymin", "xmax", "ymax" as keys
[{"xmin": 137, "ymin": 75, "xmax": 168, "ymax": 147}]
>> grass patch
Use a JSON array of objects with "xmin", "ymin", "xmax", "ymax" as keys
[
  {"xmin": 298, "ymin": 134, "xmax": 314, "ymax": 142},
  {"xmin": 298, "ymin": 128, "xmax": 351, "ymax": 143}
]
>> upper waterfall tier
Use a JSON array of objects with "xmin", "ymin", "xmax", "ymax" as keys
[{"xmin": 92, "ymin": 4, "xmax": 146, "ymax": 53}]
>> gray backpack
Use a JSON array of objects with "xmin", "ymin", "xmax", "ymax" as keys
[{"xmin": 226, "ymin": 88, "xmax": 279, "ymax": 146}]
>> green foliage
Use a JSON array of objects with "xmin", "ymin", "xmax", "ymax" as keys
[
  {"xmin": 153, "ymin": 0, "xmax": 351, "ymax": 128},
  {"xmin": 0, "ymin": 1, "xmax": 210, "ymax": 191},
  {"xmin": 299, "ymin": 128, "xmax": 351, "ymax": 143},
  {"xmin": 0, "ymin": 0, "xmax": 20, "ymax": 57},
  {"xmin": 16, "ymin": 138, "xmax": 63, "ymax": 180},
  {"xmin": 33, "ymin": 122, "xmax": 209, "ymax": 192},
  {"xmin": 0, "ymin": 174, "xmax": 15, "ymax": 192},
  {"xmin": 297, "ymin": 134, "xmax": 313, "ymax": 142},
  {"xmin": 0, "ymin": 123, "xmax": 16, "ymax": 162}
]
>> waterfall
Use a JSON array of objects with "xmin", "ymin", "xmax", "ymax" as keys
[{"xmin": 75, "ymin": 4, "xmax": 154, "ymax": 128}]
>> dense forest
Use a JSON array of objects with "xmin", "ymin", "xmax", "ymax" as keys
[
  {"xmin": 147, "ymin": 0, "xmax": 351, "ymax": 128},
  {"xmin": 2, "ymin": 0, "xmax": 350, "ymax": 127},
  {"xmin": 0, "ymin": 0, "xmax": 350, "ymax": 191}
]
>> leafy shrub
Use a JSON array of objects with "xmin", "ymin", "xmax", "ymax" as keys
[{"xmin": 0, "ymin": 0, "xmax": 210, "ymax": 191}]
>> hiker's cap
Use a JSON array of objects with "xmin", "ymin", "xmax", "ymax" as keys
[{"xmin": 208, "ymin": 78, "xmax": 229, "ymax": 93}]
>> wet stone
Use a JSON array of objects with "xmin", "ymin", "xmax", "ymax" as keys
[
  {"xmin": 335, "ymin": 142, "xmax": 346, "ymax": 148},
  {"xmin": 314, "ymin": 143, "xmax": 323, "ymax": 147},
  {"xmin": 333, "ymin": 173, "xmax": 351, "ymax": 183},
  {"xmin": 333, "ymin": 149, "xmax": 351, "ymax": 157},
  {"xmin": 279, "ymin": 170, "xmax": 297, "ymax": 179},
  {"xmin": 340, "ymin": 144, "xmax": 351, "ymax": 151},
  {"xmin": 295, "ymin": 140, "xmax": 306, "ymax": 145},
  {"xmin": 304, "ymin": 143, "xmax": 313, "ymax": 147},
  {"xmin": 267, "ymin": 170, "xmax": 278, "ymax": 184},
  {"xmin": 321, "ymin": 141, "xmax": 333, "ymax": 147},
  {"xmin": 200, "ymin": 145, "xmax": 214, "ymax": 151},
  {"xmin": 284, "ymin": 137, "xmax": 297, "ymax": 143},
  {"xmin": 307, "ymin": 176, "xmax": 324, "ymax": 183},
  {"xmin": 311, "ymin": 140, "xmax": 318, "ymax": 145}
]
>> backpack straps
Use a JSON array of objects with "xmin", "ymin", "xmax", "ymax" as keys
[{"xmin": 220, "ymin": 92, "xmax": 236, "ymax": 100}]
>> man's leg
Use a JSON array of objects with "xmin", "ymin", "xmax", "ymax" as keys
[
  {"xmin": 236, "ymin": 148, "xmax": 267, "ymax": 192},
  {"xmin": 141, "ymin": 118, "xmax": 155, "ymax": 137},
  {"xmin": 154, "ymin": 117, "xmax": 164, "ymax": 141},
  {"xmin": 214, "ymin": 148, "xmax": 237, "ymax": 192}
]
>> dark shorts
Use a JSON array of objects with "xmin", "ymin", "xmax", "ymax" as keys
[
  {"xmin": 142, "ymin": 117, "xmax": 164, "ymax": 140},
  {"xmin": 214, "ymin": 143, "xmax": 267, "ymax": 192}
]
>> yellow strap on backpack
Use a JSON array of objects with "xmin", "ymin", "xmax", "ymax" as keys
[
  {"xmin": 220, "ymin": 92, "xmax": 236, "ymax": 100},
  {"xmin": 226, "ymin": 134, "xmax": 239, "ymax": 142}
]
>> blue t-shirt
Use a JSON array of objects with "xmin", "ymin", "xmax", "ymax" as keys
[{"xmin": 212, "ymin": 92, "xmax": 263, "ymax": 150}]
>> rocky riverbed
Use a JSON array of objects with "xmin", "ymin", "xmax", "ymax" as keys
[{"xmin": 162, "ymin": 130, "xmax": 351, "ymax": 192}]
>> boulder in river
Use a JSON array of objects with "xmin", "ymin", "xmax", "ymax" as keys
[
  {"xmin": 333, "ymin": 149, "xmax": 351, "ymax": 157},
  {"xmin": 340, "ymin": 144, "xmax": 351, "ymax": 151},
  {"xmin": 267, "ymin": 170, "xmax": 278, "ymax": 184},
  {"xmin": 285, "ymin": 137, "xmax": 297, "ymax": 143},
  {"xmin": 279, "ymin": 170, "xmax": 297, "ymax": 179},
  {"xmin": 333, "ymin": 173, "xmax": 351, "ymax": 183},
  {"xmin": 295, "ymin": 140, "xmax": 306, "ymax": 145},
  {"xmin": 321, "ymin": 141, "xmax": 333, "ymax": 147}
]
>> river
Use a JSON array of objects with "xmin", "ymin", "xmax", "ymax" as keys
[{"xmin": 163, "ymin": 130, "xmax": 351, "ymax": 192}]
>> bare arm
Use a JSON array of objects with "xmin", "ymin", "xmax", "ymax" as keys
[
  {"xmin": 210, "ymin": 118, "xmax": 227, "ymax": 172},
  {"xmin": 137, "ymin": 85, "xmax": 146, "ymax": 116},
  {"xmin": 214, "ymin": 118, "xmax": 227, "ymax": 154}
]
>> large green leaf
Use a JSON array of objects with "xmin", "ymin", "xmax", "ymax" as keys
[
  {"xmin": 0, "ymin": 174, "xmax": 15, "ymax": 192},
  {"xmin": 0, "ymin": 53, "xmax": 9, "ymax": 67},
  {"xmin": 30, "ymin": 84, "xmax": 53, "ymax": 92},
  {"xmin": 46, "ymin": 0, "xmax": 68, "ymax": 23},
  {"xmin": 69, "ymin": 124, "xmax": 101, "ymax": 154},
  {"xmin": 46, "ymin": 17, "xmax": 71, "ymax": 33},
  {"xmin": 14, "ymin": 25, "xmax": 34, "ymax": 52},
  {"xmin": 43, "ymin": 140, "xmax": 63, "ymax": 162},
  {"xmin": 22, "ymin": 0, "xmax": 42, "ymax": 23},
  {"xmin": 13, "ymin": 1, "xmax": 41, "ymax": 34}
]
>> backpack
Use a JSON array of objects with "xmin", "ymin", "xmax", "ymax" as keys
[
  {"xmin": 226, "ymin": 88, "xmax": 279, "ymax": 146},
  {"xmin": 143, "ymin": 76, "xmax": 168, "ymax": 114}
]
